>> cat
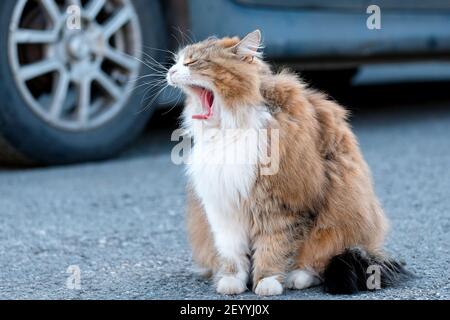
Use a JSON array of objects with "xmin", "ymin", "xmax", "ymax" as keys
[{"xmin": 166, "ymin": 30, "xmax": 409, "ymax": 295}]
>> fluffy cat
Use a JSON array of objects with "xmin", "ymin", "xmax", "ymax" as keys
[{"xmin": 166, "ymin": 30, "xmax": 408, "ymax": 295}]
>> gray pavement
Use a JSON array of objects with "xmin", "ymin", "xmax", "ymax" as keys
[{"xmin": 0, "ymin": 88, "xmax": 449, "ymax": 300}]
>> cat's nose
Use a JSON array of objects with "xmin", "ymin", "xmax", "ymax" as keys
[{"xmin": 169, "ymin": 68, "xmax": 177, "ymax": 77}]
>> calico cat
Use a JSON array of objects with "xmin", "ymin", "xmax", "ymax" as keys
[{"xmin": 166, "ymin": 30, "xmax": 408, "ymax": 295}]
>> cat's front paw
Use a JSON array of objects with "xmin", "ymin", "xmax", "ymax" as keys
[
  {"xmin": 254, "ymin": 276, "xmax": 283, "ymax": 296},
  {"xmin": 216, "ymin": 275, "xmax": 247, "ymax": 295}
]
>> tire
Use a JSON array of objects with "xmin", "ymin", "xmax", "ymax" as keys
[{"xmin": 0, "ymin": 0, "xmax": 166, "ymax": 165}]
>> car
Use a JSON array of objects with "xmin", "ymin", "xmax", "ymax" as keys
[{"xmin": 1, "ymin": 0, "xmax": 449, "ymax": 165}]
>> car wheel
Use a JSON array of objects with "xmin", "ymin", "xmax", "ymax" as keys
[{"xmin": 0, "ymin": 0, "xmax": 166, "ymax": 165}]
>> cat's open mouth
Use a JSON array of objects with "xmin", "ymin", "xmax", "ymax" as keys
[{"xmin": 190, "ymin": 86, "xmax": 214, "ymax": 120}]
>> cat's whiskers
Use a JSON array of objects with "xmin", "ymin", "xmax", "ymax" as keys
[
  {"xmin": 127, "ymin": 78, "xmax": 167, "ymax": 95},
  {"xmin": 129, "ymin": 54, "xmax": 167, "ymax": 75},
  {"xmin": 128, "ymin": 73, "xmax": 167, "ymax": 84},
  {"xmin": 125, "ymin": 51, "xmax": 173, "ymax": 112},
  {"xmin": 171, "ymin": 26, "xmax": 196, "ymax": 53},
  {"xmin": 161, "ymin": 90, "xmax": 184, "ymax": 116},
  {"xmin": 142, "ymin": 45, "xmax": 177, "ymax": 58},
  {"xmin": 137, "ymin": 82, "xmax": 171, "ymax": 114},
  {"xmin": 141, "ymin": 51, "xmax": 170, "ymax": 71}
]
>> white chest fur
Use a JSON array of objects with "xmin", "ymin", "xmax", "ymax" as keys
[
  {"xmin": 184, "ymin": 100, "xmax": 272, "ymax": 215},
  {"xmin": 187, "ymin": 127, "xmax": 259, "ymax": 215}
]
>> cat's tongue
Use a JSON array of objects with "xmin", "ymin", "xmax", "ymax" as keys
[{"xmin": 192, "ymin": 87, "xmax": 214, "ymax": 120}]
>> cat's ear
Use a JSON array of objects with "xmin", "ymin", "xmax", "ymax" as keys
[{"xmin": 233, "ymin": 30, "xmax": 262, "ymax": 61}]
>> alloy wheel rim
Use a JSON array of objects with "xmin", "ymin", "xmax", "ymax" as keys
[{"xmin": 8, "ymin": 0, "xmax": 143, "ymax": 131}]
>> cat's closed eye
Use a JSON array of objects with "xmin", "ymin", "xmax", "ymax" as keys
[{"xmin": 183, "ymin": 59, "xmax": 198, "ymax": 66}]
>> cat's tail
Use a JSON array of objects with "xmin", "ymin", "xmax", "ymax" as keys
[{"xmin": 322, "ymin": 247, "xmax": 411, "ymax": 294}]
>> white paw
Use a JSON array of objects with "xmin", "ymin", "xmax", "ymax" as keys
[
  {"xmin": 285, "ymin": 269, "xmax": 321, "ymax": 290},
  {"xmin": 216, "ymin": 276, "xmax": 247, "ymax": 295},
  {"xmin": 255, "ymin": 276, "xmax": 283, "ymax": 296}
]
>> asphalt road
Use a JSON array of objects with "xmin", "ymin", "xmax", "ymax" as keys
[{"xmin": 0, "ymin": 81, "xmax": 449, "ymax": 300}]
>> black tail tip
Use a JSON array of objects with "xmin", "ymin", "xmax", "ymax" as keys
[{"xmin": 323, "ymin": 247, "xmax": 411, "ymax": 295}]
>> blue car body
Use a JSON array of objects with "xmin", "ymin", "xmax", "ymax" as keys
[
  {"xmin": 175, "ymin": 0, "xmax": 450, "ymax": 63},
  {"xmin": 158, "ymin": 0, "xmax": 450, "ymax": 103}
]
